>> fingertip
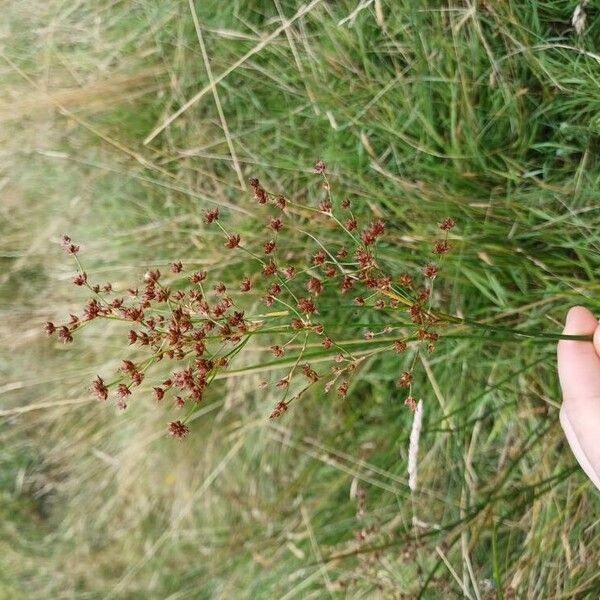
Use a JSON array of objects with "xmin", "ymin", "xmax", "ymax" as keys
[
  {"xmin": 594, "ymin": 324, "xmax": 600, "ymax": 358},
  {"xmin": 562, "ymin": 306, "xmax": 598, "ymax": 336}
]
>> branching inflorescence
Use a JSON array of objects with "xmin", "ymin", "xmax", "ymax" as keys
[{"xmin": 45, "ymin": 163, "xmax": 586, "ymax": 438}]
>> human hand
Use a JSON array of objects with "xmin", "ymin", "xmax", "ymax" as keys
[{"xmin": 557, "ymin": 306, "xmax": 600, "ymax": 491}]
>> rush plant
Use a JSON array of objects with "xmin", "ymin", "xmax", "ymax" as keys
[{"xmin": 45, "ymin": 163, "xmax": 591, "ymax": 437}]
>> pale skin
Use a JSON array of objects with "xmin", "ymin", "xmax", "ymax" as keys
[{"xmin": 557, "ymin": 306, "xmax": 600, "ymax": 491}]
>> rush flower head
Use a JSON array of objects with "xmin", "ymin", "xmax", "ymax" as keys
[
  {"xmin": 61, "ymin": 235, "xmax": 80, "ymax": 255},
  {"xmin": 404, "ymin": 396, "xmax": 418, "ymax": 412},
  {"xmin": 58, "ymin": 326, "xmax": 73, "ymax": 343},
  {"xmin": 168, "ymin": 420, "xmax": 190, "ymax": 438},
  {"xmin": 433, "ymin": 240, "xmax": 450, "ymax": 255},
  {"xmin": 269, "ymin": 217, "xmax": 283, "ymax": 232},
  {"xmin": 263, "ymin": 240, "xmax": 276, "ymax": 254},
  {"xmin": 225, "ymin": 235, "xmax": 241, "ymax": 249},
  {"xmin": 269, "ymin": 401, "xmax": 288, "ymax": 419},
  {"xmin": 117, "ymin": 384, "xmax": 131, "ymax": 398},
  {"xmin": 439, "ymin": 217, "xmax": 456, "ymax": 231},
  {"xmin": 423, "ymin": 263, "xmax": 439, "ymax": 279},
  {"xmin": 398, "ymin": 371, "xmax": 413, "ymax": 388},
  {"xmin": 92, "ymin": 376, "xmax": 109, "ymax": 401},
  {"xmin": 240, "ymin": 276, "xmax": 252, "ymax": 292},
  {"xmin": 190, "ymin": 271, "xmax": 208, "ymax": 284},
  {"xmin": 394, "ymin": 340, "xmax": 407, "ymax": 353},
  {"xmin": 73, "ymin": 272, "xmax": 87, "ymax": 286},
  {"xmin": 204, "ymin": 208, "xmax": 220, "ymax": 224},
  {"xmin": 307, "ymin": 277, "xmax": 324, "ymax": 296},
  {"xmin": 170, "ymin": 261, "xmax": 183, "ymax": 273},
  {"xmin": 314, "ymin": 160, "xmax": 326, "ymax": 174},
  {"xmin": 44, "ymin": 322, "xmax": 56, "ymax": 335},
  {"xmin": 297, "ymin": 297, "xmax": 317, "ymax": 315}
]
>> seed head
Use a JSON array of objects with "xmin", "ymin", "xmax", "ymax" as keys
[
  {"xmin": 423, "ymin": 264, "xmax": 439, "ymax": 279},
  {"xmin": 117, "ymin": 384, "xmax": 131, "ymax": 398},
  {"xmin": 204, "ymin": 208, "xmax": 220, "ymax": 224},
  {"xmin": 61, "ymin": 235, "xmax": 80, "ymax": 255},
  {"xmin": 263, "ymin": 240, "xmax": 276, "ymax": 254},
  {"xmin": 92, "ymin": 376, "xmax": 109, "ymax": 401},
  {"xmin": 439, "ymin": 218, "xmax": 456, "ymax": 231},
  {"xmin": 170, "ymin": 261, "xmax": 183, "ymax": 273},
  {"xmin": 168, "ymin": 420, "xmax": 189, "ymax": 438},
  {"xmin": 225, "ymin": 235, "xmax": 241, "ymax": 249},
  {"xmin": 190, "ymin": 271, "xmax": 208, "ymax": 284},
  {"xmin": 263, "ymin": 261, "xmax": 278, "ymax": 277},
  {"xmin": 404, "ymin": 396, "xmax": 418, "ymax": 412},
  {"xmin": 433, "ymin": 240, "xmax": 450, "ymax": 255},
  {"xmin": 314, "ymin": 160, "xmax": 326, "ymax": 174},
  {"xmin": 297, "ymin": 297, "xmax": 317, "ymax": 315},
  {"xmin": 394, "ymin": 340, "xmax": 407, "ymax": 353},
  {"xmin": 44, "ymin": 322, "xmax": 56, "ymax": 335},
  {"xmin": 73, "ymin": 272, "xmax": 87, "ymax": 286},
  {"xmin": 398, "ymin": 371, "xmax": 413, "ymax": 388},
  {"xmin": 58, "ymin": 326, "xmax": 73, "ymax": 343},
  {"xmin": 240, "ymin": 276, "xmax": 252, "ymax": 292},
  {"xmin": 307, "ymin": 277, "xmax": 324, "ymax": 296},
  {"xmin": 269, "ymin": 217, "xmax": 283, "ymax": 232},
  {"xmin": 269, "ymin": 401, "xmax": 288, "ymax": 419}
]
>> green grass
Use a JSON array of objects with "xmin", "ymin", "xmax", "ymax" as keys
[{"xmin": 2, "ymin": 1, "xmax": 600, "ymax": 598}]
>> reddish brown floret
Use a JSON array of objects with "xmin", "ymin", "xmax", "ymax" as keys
[
  {"xmin": 271, "ymin": 345, "xmax": 285, "ymax": 357},
  {"xmin": 423, "ymin": 264, "xmax": 439, "ymax": 279},
  {"xmin": 433, "ymin": 240, "xmax": 450, "ymax": 255},
  {"xmin": 204, "ymin": 208, "xmax": 220, "ymax": 224},
  {"xmin": 168, "ymin": 420, "xmax": 190, "ymax": 438},
  {"xmin": 57, "ymin": 325, "xmax": 73, "ymax": 343},
  {"xmin": 398, "ymin": 371, "xmax": 413, "ymax": 388},
  {"xmin": 269, "ymin": 401, "xmax": 288, "ymax": 418},
  {"xmin": 341, "ymin": 199, "xmax": 351, "ymax": 209},
  {"xmin": 190, "ymin": 271, "xmax": 208, "ymax": 284},
  {"xmin": 302, "ymin": 364, "xmax": 319, "ymax": 382},
  {"xmin": 92, "ymin": 376, "xmax": 109, "ymax": 401},
  {"xmin": 73, "ymin": 272, "xmax": 87, "ymax": 286},
  {"xmin": 153, "ymin": 387, "xmax": 165, "ymax": 401},
  {"xmin": 240, "ymin": 276, "xmax": 252, "ymax": 292},
  {"xmin": 226, "ymin": 235, "xmax": 241, "ymax": 249},
  {"xmin": 312, "ymin": 251, "xmax": 326, "ymax": 266},
  {"xmin": 394, "ymin": 340, "xmax": 407, "ymax": 353},
  {"xmin": 307, "ymin": 277, "xmax": 324, "ymax": 296},
  {"xmin": 320, "ymin": 199, "xmax": 332, "ymax": 214},
  {"xmin": 346, "ymin": 218, "xmax": 358, "ymax": 231},
  {"xmin": 314, "ymin": 160, "xmax": 326, "ymax": 174},
  {"xmin": 439, "ymin": 218, "xmax": 456, "ymax": 231},
  {"xmin": 338, "ymin": 380, "xmax": 349, "ymax": 398},
  {"xmin": 170, "ymin": 261, "xmax": 183, "ymax": 273},
  {"xmin": 117, "ymin": 384, "xmax": 131, "ymax": 398},
  {"xmin": 45, "ymin": 322, "xmax": 56, "ymax": 335},
  {"xmin": 404, "ymin": 396, "xmax": 417, "ymax": 412},
  {"xmin": 263, "ymin": 261, "xmax": 278, "ymax": 277},
  {"xmin": 297, "ymin": 297, "xmax": 317, "ymax": 315},
  {"xmin": 269, "ymin": 217, "xmax": 283, "ymax": 232},
  {"xmin": 263, "ymin": 240, "xmax": 276, "ymax": 254},
  {"xmin": 399, "ymin": 274, "xmax": 413, "ymax": 287},
  {"xmin": 61, "ymin": 235, "xmax": 80, "ymax": 255}
]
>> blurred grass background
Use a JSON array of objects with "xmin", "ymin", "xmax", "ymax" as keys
[{"xmin": 2, "ymin": 1, "xmax": 600, "ymax": 597}]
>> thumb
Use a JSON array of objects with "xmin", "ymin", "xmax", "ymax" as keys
[{"xmin": 557, "ymin": 306, "xmax": 600, "ymax": 490}]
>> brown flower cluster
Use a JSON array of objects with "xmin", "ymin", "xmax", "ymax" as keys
[{"xmin": 46, "ymin": 162, "xmax": 456, "ymax": 435}]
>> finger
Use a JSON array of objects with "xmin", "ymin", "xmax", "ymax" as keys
[{"xmin": 557, "ymin": 306, "xmax": 600, "ymax": 490}]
